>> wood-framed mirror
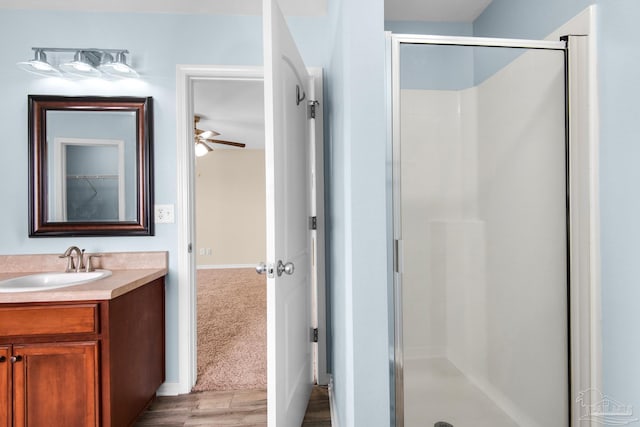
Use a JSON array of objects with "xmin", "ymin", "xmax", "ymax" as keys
[{"xmin": 28, "ymin": 95, "xmax": 154, "ymax": 237}]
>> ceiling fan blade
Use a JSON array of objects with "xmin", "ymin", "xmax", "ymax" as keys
[
  {"xmin": 195, "ymin": 128, "xmax": 221, "ymax": 137},
  {"xmin": 199, "ymin": 130, "xmax": 220, "ymax": 139},
  {"xmin": 206, "ymin": 139, "xmax": 246, "ymax": 148}
]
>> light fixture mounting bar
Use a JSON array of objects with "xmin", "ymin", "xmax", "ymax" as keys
[{"xmin": 31, "ymin": 47, "xmax": 130, "ymax": 54}]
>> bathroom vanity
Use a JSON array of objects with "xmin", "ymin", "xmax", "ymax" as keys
[{"xmin": 0, "ymin": 252, "xmax": 167, "ymax": 427}]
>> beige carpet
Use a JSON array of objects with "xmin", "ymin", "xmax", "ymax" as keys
[{"xmin": 193, "ymin": 268, "xmax": 267, "ymax": 391}]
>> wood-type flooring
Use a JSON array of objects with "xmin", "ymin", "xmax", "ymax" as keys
[{"xmin": 135, "ymin": 385, "xmax": 331, "ymax": 427}]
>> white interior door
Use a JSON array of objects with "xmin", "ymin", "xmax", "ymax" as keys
[{"xmin": 263, "ymin": 0, "xmax": 314, "ymax": 426}]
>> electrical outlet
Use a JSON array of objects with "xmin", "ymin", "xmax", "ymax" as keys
[
  {"xmin": 199, "ymin": 248, "xmax": 205, "ymax": 255},
  {"xmin": 155, "ymin": 204, "xmax": 175, "ymax": 224},
  {"xmin": 206, "ymin": 248, "xmax": 212, "ymax": 256}
]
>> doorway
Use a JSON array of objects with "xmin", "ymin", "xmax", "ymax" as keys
[
  {"xmin": 192, "ymin": 79, "xmax": 268, "ymax": 391},
  {"xmin": 390, "ymin": 32, "xmax": 600, "ymax": 427},
  {"xmin": 175, "ymin": 65, "xmax": 327, "ymax": 399}
]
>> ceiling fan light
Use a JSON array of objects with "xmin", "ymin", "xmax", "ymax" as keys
[{"xmin": 195, "ymin": 141, "xmax": 212, "ymax": 157}]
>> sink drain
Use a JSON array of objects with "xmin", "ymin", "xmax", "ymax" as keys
[{"xmin": 434, "ymin": 422, "xmax": 453, "ymax": 427}]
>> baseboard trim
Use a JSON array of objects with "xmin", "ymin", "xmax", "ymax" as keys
[
  {"xmin": 328, "ymin": 375, "xmax": 339, "ymax": 427},
  {"xmin": 157, "ymin": 382, "xmax": 182, "ymax": 396},
  {"xmin": 196, "ymin": 264, "xmax": 256, "ymax": 270}
]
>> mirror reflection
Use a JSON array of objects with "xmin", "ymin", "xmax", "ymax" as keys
[
  {"xmin": 47, "ymin": 110, "xmax": 138, "ymax": 222},
  {"xmin": 29, "ymin": 95, "xmax": 153, "ymax": 236}
]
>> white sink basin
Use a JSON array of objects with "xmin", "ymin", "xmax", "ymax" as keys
[{"xmin": 0, "ymin": 270, "xmax": 112, "ymax": 293}]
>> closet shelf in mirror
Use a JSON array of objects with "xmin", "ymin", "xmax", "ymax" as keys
[{"xmin": 67, "ymin": 175, "xmax": 119, "ymax": 180}]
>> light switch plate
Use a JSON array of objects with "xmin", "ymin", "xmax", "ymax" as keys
[{"xmin": 155, "ymin": 204, "xmax": 175, "ymax": 223}]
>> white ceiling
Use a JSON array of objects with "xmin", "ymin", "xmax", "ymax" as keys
[
  {"xmin": 385, "ymin": 0, "xmax": 493, "ymax": 22},
  {"xmin": 0, "ymin": 0, "xmax": 492, "ymax": 22},
  {"xmin": 193, "ymin": 79, "xmax": 265, "ymax": 150},
  {"xmin": 0, "ymin": 0, "xmax": 326, "ymax": 15}
]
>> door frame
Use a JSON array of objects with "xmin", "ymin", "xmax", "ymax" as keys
[
  {"xmin": 389, "ymin": 25, "xmax": 600, "ymax": 427},
  {"xmin": 172, "ymin": 64, "xmax": 327, "ymax": 395},
  {"xmin": 53, "ymin": 137, "xmax": 126, "ymax": 221}
]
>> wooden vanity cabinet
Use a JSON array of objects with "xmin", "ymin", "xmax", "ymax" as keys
[
  {"xmin": 13, "ymin": 342, "xmax": 99, "ymax": 427},
  {"xmin": 0, "ymin": 277, "xmax": 165, "ymax": 427}
]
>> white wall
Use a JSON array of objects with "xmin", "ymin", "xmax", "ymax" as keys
[
  {"xmin": 195, "ymin": 149, "xmax": 266, "ymax": 267},
  {"xmin": 400, "ymin": 46, "xmax": 568, "ymax": 426}
]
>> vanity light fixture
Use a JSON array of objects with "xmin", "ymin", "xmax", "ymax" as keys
[{"xmin": 18, "ymin": 47, "xmax": 139, "ymax": 79}]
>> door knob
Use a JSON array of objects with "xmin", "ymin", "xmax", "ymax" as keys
[
  {"xmin": 0, "ymin": 356, "xmax": 5, "ymax": 363},
  {"xmin": 10, "ymin": 355, "xmax": 22, "ymax": 363},
  {"xmin": 277, "ymin": 260, "xmax": 295, "ymax": 277},
  {"xmin": 256, "ymin": 262, "xmax": 267, "ymax": 275}
]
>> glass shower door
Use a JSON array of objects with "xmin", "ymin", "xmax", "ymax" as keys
[{"xmin": 394, "ymin": 39, "xmax": 568, "ymax": 427}]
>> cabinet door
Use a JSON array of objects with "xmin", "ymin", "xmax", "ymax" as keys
[
  {"xmin": 0, "ymin": 346, "xmax": 10, "ymax": 427},
  {"xmin": 13, "ymin": 342, "xmax": 98, "ymax": 427}
]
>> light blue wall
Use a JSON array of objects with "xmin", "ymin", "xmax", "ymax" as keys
[
  {"xmin": 473, "ymin": 0, "xmax": 593, "ymax": 84},
  {"xmin": 473, "ymin": 0, "xmax": 593, "ymax": 39},
  {"xmin": 397, "ymin": 44, "xmax": 474, "ymax": 90},
  {"xmin": 385, "ymin": 21, "xmax": 473, "ymax": 90},
  {"xmin": 0, "ymin": 8, "xmax": 328, "ymax": 385},
  {"xmin": 597, "ymin": 0, "xmax": 640, "ymax": 415},
  {"xmin": 327, "ymin": 0, "xmax": 391, "ymax": 425},
  {"xmin": 327, "ymin": 5, "xmax": 352, "ymax": 425},
  {"xmin": 385, "ymin": 20, "xmax": 472, "ymax": 36}
]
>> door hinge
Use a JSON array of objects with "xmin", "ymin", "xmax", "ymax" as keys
[
  {"xmin": 188, "ymin": 243, "xmax": 193, "ymax": 254},
  {"xmin": 311, "ymin": 328, "xmax": 319, "ymax": 343},
  {"xmin": 310, "ymin": 216, "xmax": 317, "ymax": 230},
  {"xmin": 308, "ymin": 100, "xmax": 320, "ymax": 119}
]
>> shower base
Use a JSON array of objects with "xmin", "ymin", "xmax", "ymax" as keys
[{"xmin": 404, "ymin": 358, "xmax": 518, "ymax": 427}]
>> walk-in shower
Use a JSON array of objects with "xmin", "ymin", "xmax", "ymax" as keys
[{"xmin": 390, "ymin": 34, "xmax": 580, "ymax": 427}]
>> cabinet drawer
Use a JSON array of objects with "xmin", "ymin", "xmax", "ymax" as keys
[{"xmin": 0, "ymin": 304, "xmax": 98, "ymax": 337}]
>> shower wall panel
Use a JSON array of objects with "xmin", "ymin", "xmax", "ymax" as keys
[
  {"xmin": 400, "ymin": 89, "xmax": 477, "ymax": 360},
  {"xmin": 475, "ymin": 47, "xmax": 567, "ymax": 426}
]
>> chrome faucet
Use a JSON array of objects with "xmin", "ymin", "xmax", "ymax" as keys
[{"xmin": 59, "ymin": 246, "xmax": 85, "ymax": 273}]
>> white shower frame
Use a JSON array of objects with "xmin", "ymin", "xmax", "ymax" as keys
[{"xmin": 389, "ymin": 31, "xmax": 601, "ymax": 427}]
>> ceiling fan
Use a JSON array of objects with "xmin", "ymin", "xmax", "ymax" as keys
[{"xmin": 194, "ymin": 115, "xmax": 246, "ymax": 156}]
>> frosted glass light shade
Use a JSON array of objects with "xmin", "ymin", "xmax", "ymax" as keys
[
  {"xmin": 195, "ymin": 142, "xmax": 212, "ymax": 157},
  {"xmin": 98, "ymin": 52, "xmax": 139, "ymax": 78},
  {"xmin": 59, "ymin": 51, "xmax": 101, "ymax": 78},
  {"xmin": 16, "ymin": 50, "xmax": 61, "ymax": 77}
]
